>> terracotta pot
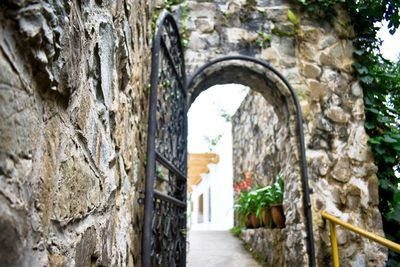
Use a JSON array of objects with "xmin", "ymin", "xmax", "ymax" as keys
[
  {"xmin": 262, "ymin": 207, "xmax": 273, "ymax": 228},
  {"xmin": 248, "ymin": 213, "xmax": 260, "ymax": 228},
  {"xmin": 245, "ymin": 214, "xmax": 252, "ymax": 228},
  {"xmin": 271, "ymin": 204, "xmax": 285, "ymax": 228}
]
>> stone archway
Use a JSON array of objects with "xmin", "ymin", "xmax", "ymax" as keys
[
  {"xmin": 187, "ymin": 55, "xmax": 314, "ymax": 266},
  {"xmin": 177, "ymin": 0, "xmax": 386, "ymax": 265}
]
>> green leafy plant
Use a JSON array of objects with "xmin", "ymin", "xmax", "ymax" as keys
[
  {"xmin": 253, "ymin": 185, "xmax": 273, "ymax": 223},
  {"xmin": 287, "ymin": 9, "xmax": 299, "ymax": 25},
  {"xmin": 235, "ymin": 173, "xmax": 284, "ymax": 226},
  {"xmin": 271, "ymin": 173, "xmax": 284, "ymax": 205},
  {"xmin": 203, "ymin": 134, "xmax": 223, "ymax": 152},
  {"xmin": 234, "ymin": 189, "xmax": 261, "ymax": 226},
  {"xmin": 230, "ymin": 226, "xmax": 243, "ymax": 237},
  {"xmin": 255, "ymin": 31, "xmax": 271, "ymax": 48}
]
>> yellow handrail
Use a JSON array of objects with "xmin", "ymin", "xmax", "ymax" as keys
[{"xmin": 322, "ymin": 211, "xmax": 400, "ymax": 267}]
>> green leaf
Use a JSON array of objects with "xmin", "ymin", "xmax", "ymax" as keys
[
  {"xmin": 383, "ymin": 155, "xmax": 396, "ymax": 164},
  {"xmin": 375, "ymin": 144, "xmax": 386, "ymax": 155},
  {"xmin": 360, "ymin": 75, "xmax": 374, "ymax": 84},
  {"xmin": 356, "ymin": 65, "xmax": 369, "ymax": 75},
  {"xmin": 394, "ymin": 192, "xmax": 400, "ymax": 203},
  {"xmin": 393, "ymin": 144, "xmax": 400, "ymax": 152},
  {"xmin": 383, "ymin": 135, "xmax": 398, "ymax": 144},
  {"xmin": 380, "ymin": 179, "xmax": 389, "ymax": 189},
  {"xmin": 353, "ymin": 49, "xmax": 365, "ymax": 56},
  {"xmin": 369, "ymin": 137, "xmax": 382, "ymax": 144},
  {"xmin": 287, "ymin": 10, "xmax": 298, "ymax": 25},
  {"xmin": 364, "ymin": 96, "xmax": 372, "ymax": 105},
  {"xmin": 364, "ymin": 121, "xmax": 376, "ymax": 130},
  {"xmin": 387, "ymin": 206, "xmax": 400, "ymax": 222},
  {"xmin": 366, "ymin": 107, "xmax": 380, "ymax": 114}
]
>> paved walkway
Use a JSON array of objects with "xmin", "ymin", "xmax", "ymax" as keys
[{"xmin": 187, "ymin": 231, "xmax": 261, "ymax": 267}]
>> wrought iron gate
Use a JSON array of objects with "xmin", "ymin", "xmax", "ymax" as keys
[{"xmin": 142, "ymin": 10, "xmax": 188, "ymax": 267}]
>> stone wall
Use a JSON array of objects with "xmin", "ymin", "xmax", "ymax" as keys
[
  {"xmin": 0, "ymin": 1, "xmax": 151, "ymax": 266},
  {"xmin": 232, "ymin": 90, "xmax": 290, "ymax": 186},
  {"xmin": 0, "ymin": 0, "xmax": 388, "ymax": 266},
  {"xmin": 179, "ymin": 0, "xmax": 387, "ymax": 266}
]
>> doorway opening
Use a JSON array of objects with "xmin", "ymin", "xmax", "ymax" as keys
[
  {"xmin": 186, "ymin": 56, "xmax": 315, "ymax": 267},
  {"xmin": 187, "ymin": 84, "xmax": 249, "ymax": 231}
]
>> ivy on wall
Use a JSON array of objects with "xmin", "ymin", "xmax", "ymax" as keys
[{"xmin": 296, "ymin": 0, "xmax": 400, "ymax": 265}]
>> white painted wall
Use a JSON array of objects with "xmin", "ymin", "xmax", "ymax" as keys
[{"xmin": 190, "ymin": 127, "xmax": 234, "ymax": 231}]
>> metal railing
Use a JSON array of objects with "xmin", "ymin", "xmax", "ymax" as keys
[{"xmin": 321, "ymin": 211, "xmax": 400, "ymax": 267}]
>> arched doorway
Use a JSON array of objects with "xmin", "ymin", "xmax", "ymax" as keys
[{"xmin": 187, "ymin": 56, "xmax": 315, "ymax": 267}]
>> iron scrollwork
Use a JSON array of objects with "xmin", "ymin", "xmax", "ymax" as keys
[
  {"xmin": 142, "ymin": 10, "xmax": 187, "ymax": 267},
  {"xmin": 150, "ymin": 198, "xmax": 186, "ymax": 267}
]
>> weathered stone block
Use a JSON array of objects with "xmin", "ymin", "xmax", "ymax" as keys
[
  {"xmin": 319, "ymin": 41, "xmax": 354, "ymax": 72},
  {"xmin": 0, "ymin": 88, "xmax": 40, "ymax": 159},
  {"xmin": 188, "ymin": 32, "xmax": 208, "ymax": 50},
  {"xmin": 302, "ymin": 63, "xmax": 322, "ymax": 79},
  {"xmin": 330, "ymin": 158, "xmax": 351, "ymax": 183},
  {"xmin": 53, "ymin": 140, "xmax": 103, "ymax": 225},
  {"xmin": 368, "ymin": 175, "xmax": 380, "ymax": 206},
  {"xmin": 195, "ymin": 18, "xmax": 215, "ymax": 33},
  {"xmin": 261, "ymin": 47, "xmax": 280, "ymax": 66},
  {"xmin": 325, "ymin": 106, "xmax": 350, "ymax": 124},
  {"xmin": 347, "ymin": 125, "xmax": 373, "ymax": 162},
  {"xmin": 308, "ymin": 79, "xmax": 327, "ymax": 101},
  {"xmin": 188, "ymin": 2, "xmax": 216, "ymax": 18},
  {"xmin": 351, "ymin": 81, "xmax": 363, "ymax": 97},
  {"xmin": 319, "ymin": 35, "xmax": 338, "ymax": 50}
]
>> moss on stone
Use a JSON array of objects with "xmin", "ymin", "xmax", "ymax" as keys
[{"xmin": 271, "ymin": 27, "xmax": 295, "ymax": 37}]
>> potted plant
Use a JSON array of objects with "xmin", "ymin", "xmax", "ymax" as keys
[
  {"xmin": 234, "ymin": 191, "xmax": 251, "ymax": 228},
  {"xmin": 254, "ymin": 185, "xmax": 273, "ymax": 228},
  {"xmin": 234, "ymin": 190, "xmax": 260, "ymax": 228},
  {"xmin": 247, "ymin": 190, "xmax": 260, "ymax": 228},
  {"xmin": 270, "ymin": 173, "xmax": 285, "ymax": 228}
]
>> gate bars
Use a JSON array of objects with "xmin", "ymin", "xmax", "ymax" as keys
[
  {"xmin": 143, "ymin": 11, "xmax": 316, "ymax": 267},
  {"xmin": 142, "ymin": 10, "xmax": 188, "ymax": 267}
]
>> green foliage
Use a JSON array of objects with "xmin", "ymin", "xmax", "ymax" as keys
[
  {"xmin": 152, "ymin": 0, "xmax": 188, "ymax": 46},
  {"xmin": 245, "ymin": 0, "xmax": 257, "ymax": 10},
  {"xmin": 218, "ymin": 107, "xmax": 232, "ymax": 122},
  {"xmin": 255, "ymin": 31, "xmax": 271, "ymax": 48},
  {"xmin": 203, "ymin": 134, "xmax": 223, "ymax": 152},
  {"xmin": 234, "ymin": 191, "xmax": 256, "ymax": 225},
  {"xmin": 271, "ymin": 26, "xmax": 295, "ymax": 37},
  {"xmin": 164, "ymin": 0, "xmax": 184, "ymax": 10},
  {"xmin": 229, "ymin": 226, "xmax": 243, "ymax": 237},
  {"xmin": 181, "ymin": 0, "xmax": 189, "ymax": 47},
  {"xmin": 295, "ymin": 0, "xmax": 400, "ymax": 264},
  {"xmin": 287, "ymin": 9, "xmax": 299, "ymax": 25},
  {"xmin": 235, "ymin": 173, "xmax": 284, "ymax": 225}
]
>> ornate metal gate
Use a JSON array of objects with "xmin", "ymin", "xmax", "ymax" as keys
[{"xmin": 141, "ymin": 10, "xmax": 188, "ymax": 267}]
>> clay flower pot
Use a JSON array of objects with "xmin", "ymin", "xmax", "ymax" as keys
[
  {"xmin": 262, "ymin": 207, "xmax": 273, "ymax": 228},
  {"xmin": 245, "ymin": 214, "xmax": 252, "ymax": 228},
  {"xmin": 271, "ymin": 204, "xmax": 285, "ymax": 228},
  {"xmin": 248, "ymin": 213, "xmax": 260, "ymax": 228}
]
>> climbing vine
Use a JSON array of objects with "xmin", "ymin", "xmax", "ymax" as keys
[{"xmin": 296, "ymin": 0, "xmax": 400, "ymax": 264}]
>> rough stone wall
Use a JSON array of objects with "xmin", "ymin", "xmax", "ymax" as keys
[
  {"xmin": 232, "ymin": 90, "xmax": 289, "ymax": 186},
  {"xmin": 179, "ymin": 0, "xmax": 387, "ymax": 266},
  {"xmin": 0, "ymin": 1, "xmax": 151, "ymax": 266}
]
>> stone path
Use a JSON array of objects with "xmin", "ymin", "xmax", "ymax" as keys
[{"xmin": 187, "ymin": 231, "xmax": 261, "ymax": 267}]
